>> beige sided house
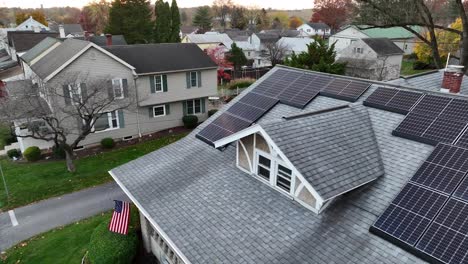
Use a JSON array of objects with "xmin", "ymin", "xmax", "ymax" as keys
[{"xmin": 16, "ymin": 38, "xmax": 217, "ymax": 152}]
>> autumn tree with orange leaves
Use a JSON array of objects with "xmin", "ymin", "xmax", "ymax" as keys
[{"xmin": 310, "ymin": 0, "xmax": 354, "ymax": 32}]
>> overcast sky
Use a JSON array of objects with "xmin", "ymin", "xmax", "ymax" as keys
[{"xmin": 0, "ymin": 0, "xmax": 313, "ymax": 9}]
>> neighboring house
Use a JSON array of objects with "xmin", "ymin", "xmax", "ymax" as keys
[
  {"xmin": 179, "ymin": 26, "xmax": 199, "ymax": 38},
  {"xmin": 110, "ymin": 64, "xmax": 468, "ymax": 264},
  {"xmin": 15, "ymin": 16, "xmax": 49, "ymax": 31},
  {"xmin": 20, "ymin": 37, "xmax": 62, "ymax": 79},
  {"xmin": 89, "ymin": 35, "xmax": 127, "ymax": 46},
  {"xmin": 297, "ymin": 22, "xmax": 331, "ymax": 37},
  {"xmin": 224, "ymin": 28, "xmax": 252, "ymax": 41},
  {"xmin": 181, "ymin": 33, "xmax": 233, "ymax": 50},
  {"xmin": 49, "ymin": 22, "xmax": 85, "ymax": 38},
  {"xmin": 6, "ymin": 31, "xmax": 59, "ymax": 61},
  {"xmin": 329, "ymin": 25, "xmax": 421, "ymax": 54},
  {"xmin": 259, "ymin": 29, "xmax": 302, "ymax": 38},
  {"xmin": 14, "ymin": 39, "xmax": 217, "ymax": 152},
  {"xmin": 338, "ymin": 38, "xmax": 404, "ymax": 81},
  {"xmin": 248, "ymin": 33, "xmax": 281, "ymax": 68},
  {"xmin": 277, "ymin": 37, "xmax": 314, "ymax": 57},
  {"xmin": 234, "ymin": 40, "xmax": 256, "ymax": 60}
]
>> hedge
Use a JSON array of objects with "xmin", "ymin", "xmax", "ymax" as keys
[
  {"xmin": 208, "ymin": 109, "xmax": 218, "ymax": 117},
  {"xmin": 101, "ymin": 138, "xmax": 116, "ymax": 149},
  {"xmin": 7, "ymin": 149, "xmax": 20, "ymax": 159},
  {"xmin": 182, "ymin": 115, "xmax": 198, "ymax": 129},
  {"xmin": 23, "ymin": 146, "xmax": 41, "ymax": 162},
  {"xmin": 226, "ymin": 78, "xmax": 255, "ymax": 90},
  {"xmin": 88, "ymin": 219, "xmax": 138, "ymax": 264}
]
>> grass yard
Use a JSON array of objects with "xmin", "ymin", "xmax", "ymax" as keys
[
  {"xmin": 400, "ymin": 60, "xmax": 433, "ymax": 76},
  {"xmin": 0, "ymin": 212, "xmax": 112, "ymax": 264},
  {"xmin": 0, "ymin": 133, "xmax": 187, "ymax": 211}
]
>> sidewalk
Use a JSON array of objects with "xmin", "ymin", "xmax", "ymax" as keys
[{"xmin": 0, "ymin": 181, "xmax": 127, "ymax": 252}]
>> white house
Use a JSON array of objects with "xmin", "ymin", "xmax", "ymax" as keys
[
  {"xmin": 337, "ymin": 38, "xmax": 404, "ymax": 81},
  {"xmin": 277, "ymin": 37, "xmax": 314, "ymax": 57},
  {"xmin": 15, "ymin": 16, "xmax": 49, "ymax": 32},
  {"xmin": 329, "ymin": 25, "xmax": 421, "ymax": 55},
  {"xmin": 297, "ymin": 22, "xmax": 331, "ymax": 37}
]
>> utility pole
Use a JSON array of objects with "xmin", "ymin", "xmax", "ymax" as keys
[{"xmin": 0, "ymin": 163, "xmax": 9, "ymax": 204}]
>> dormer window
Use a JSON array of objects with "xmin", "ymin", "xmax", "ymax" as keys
[{"xmin": 256, "ymin": 154, "xmax": 271, "ymax": 180}]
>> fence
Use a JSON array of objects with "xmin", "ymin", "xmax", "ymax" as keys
[{"xmin": 229, "ymin": 67, "xmax": 271, "ymax": 80}]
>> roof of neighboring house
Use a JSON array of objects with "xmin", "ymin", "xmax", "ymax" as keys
[
  {"xmin": 234, "ymin": 41, "xmax": 255, "ymax": 51},
  {"xmin": 185, "ymin": 33, "xmax": 233, "ymax": 47},
  {"xmin": 180, "ymin": 25, "xmax": 199, "ymax": 35},
  {"xmin": 256, "ymin": 33, "xmax": 281, "ymax": 43},
  {"xmin": 20, "ymin": 37, "xmax": 61, "ymax": 64},
  {"xmin": 224, "ymin": 29, "xmax": 252, "ymax": 39},
  {"xmin": 260, "ymin": 29, "xmax": 301, "ymax": 38},
  {"xmin": 31, "ymin": 38, "xmax": 89, "ymax": 79},
  {"xmin": 305, "ymin": 22, "xmax": 331, "ymax": 30},
  {"xmin": 361, "ymin": 38, "xmax": 404, "ymax": 56},
  {"xmin": 263, "ymin": 105, "xmax": 384, "ymax": 200},
  {"xmin": 49, "ymin": 23, "xmax": 84, "ymax": 36},
  {"xmin": 110, "ymin": 65, "xmax": 441, "ymax": 263},
  {"xmin": 104, "ymin": 43, "xmax": 217, "ymax": 74},
  {"xmin": 15, "ymin": 16, "xmax": 49, "ymax": 30},
  {"xmin": 353, "ymin": 25, "xmax": 422, "ymax": 39},
  {"xmin": 7, "ymin": 31, "xmax": 59, "ymax": 52},
  {"xmin": 89, "ymin": 35, "xmax": 127, "ymax": 46},
  {"xmin": 391, "ymin": 69, "xmax": 468, "ymax": 95},
  {"xmin": 277, "ymin": 37, "xmax": 314, "ymax": 53}
]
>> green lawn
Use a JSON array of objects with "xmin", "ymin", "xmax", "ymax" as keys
[
  {"xmin": 0, "ymin": 133, "xmax": 187, "ymax": 210},
  {"xmin": 400, "ymin": 60, "xmax": 432, "ymax": 76},
  {"xmin": 0, "ymin": 212, "xmax": 112, "ymax": 264}
]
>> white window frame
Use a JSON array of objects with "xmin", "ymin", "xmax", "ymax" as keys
[
  {"xmin": 112, "ymin": 78, "xmax": 124, "ymax": 99},
  {"xmin": 186, "ymin": 99, "xmax": 202, "ymax": 115},
  {"xmin": 253, "ymin": 148, "xmax": 295, "ymax": 196},
  {"xmin": 92, "ymin": 110, "xmax": 120, "ymax": 133},
  {"xmin": 68, "ymin": 83, "xmax": 82, "ymax": 105},
  {"xmin": 274, "ymin": 160, "xmax": 294, "ymax": 195},
  {"xmin": 190, "ymin": 71, "xmax": 198, "ymax": 87},
  {"xmin": 153, "ymin": 105, "xmax": 166, "ymax": 117},
  {"xmin": 154, "ymin": 75, "xmax": 163, "ymax": 93},
  {"xmin": 255, "ymin": 150, "xmax": 272, "ymax": 184}
]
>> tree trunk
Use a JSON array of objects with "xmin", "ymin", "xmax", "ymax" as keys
[
  {"xmin": 64, "ymin": 148, "xmax": 76, "ymax": 173},
  {"xmin": 456, "ymin": 0, "xmax": 468, "ymax": 73},
  {"xmin": 428, "ymin": 28, "xmax": 443, "ymax": 69}
]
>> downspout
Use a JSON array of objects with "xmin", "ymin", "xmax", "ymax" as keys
[{"xmin": 133, "ymin": 74, "xmax": 142, "ymax": 138}]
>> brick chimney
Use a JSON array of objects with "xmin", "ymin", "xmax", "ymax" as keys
[
  {"xmin": 84, "ymin": 31, "xmax": 90, "ymax": 41},
  {"xmin": 105, "ymin": 34, "xmax": 112, "ymax": 46},
  {"xmin": 441, "ymin": 65, "xmax": 464, "ymax": 94}
]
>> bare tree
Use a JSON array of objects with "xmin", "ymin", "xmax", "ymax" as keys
[
  {"xmin": 262, "ymin": 40, "xmax": 290, "ymax": 66},
  {"xmin": 0, "ymin": 73, "xmax": 134, "ymax": 172},
  {"xmin": 212, "ymin": 0, "xmax": 233, "ymax": 30}
]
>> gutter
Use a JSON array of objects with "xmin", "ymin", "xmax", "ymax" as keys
[
  {"xmin": 133, "ymin": 75, "xmax": 142, "ymax": 138},
  {"xmin": 136, "ymin": 66, "xmax": 218, "ymax": 77}
]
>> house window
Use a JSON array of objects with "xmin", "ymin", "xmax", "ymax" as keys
[
  {"xmin": 257, "ymin": 59, "xmax": 261, "ymax": 65},
  {"xmin": 112, "ymin": 79, "xmax": 124, "ymax": 99},
  {"xmin": 276, "ymin": 164, "xmax": 292, "ymax": 192},
  {"xmin": 190, "ymin": 71, "xmax": 198, "ymax": 87},
  {"xmin": 353, "ymin": 47, "xmax": 363, "ymax": 54},
  {"xmin": 94, "ymin": 111, "xmax": 119, "ymax": 132},
  {"xmin": 247, "ymin": 51, "xmax": 251, "ymax": 56},
  {"xmin": 404, "ymin": 44, "xmax": 408, "ymax": 50},
  {"xmin": 153, "ymin": 105, "xmax": 166, "ymax": 117},
  {"xmin": 257, "ymin": 154, "xmax": 271, "ymax": 181},
  {"xmin": 68, "ymin": 84, "xmax": 82, "ymax": 104},
  {"xmin": 154, "ymin": 75, "xmax": 163, "ymax": 92},
  {"xmin": 307, "ymin": 29, "xmax": 311, "ymax": 32},
  {"xmin": 186, "ymin": 99, "xmax": 202, "ymax": 115}
]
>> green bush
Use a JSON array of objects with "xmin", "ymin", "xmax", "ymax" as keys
[
  {"xmin": 6, "ymin": 149, "xmax": 20, "ymax": 159},
  {"xmin": 413, "ymin": 61, "xmax": 431, "ymax": 70},
  {"xmin": 182, "ymin": 115, "xmax": 198, "ymax": 129},
  {"xmin": 226, "ymin": 78, "xmax": 255, "ymax": 90},
  {"xmin": 88, "ymin": 220, "xmax": 138, "ymax": 264},
  {"xmin": 52, "ymin": 145, "xmax": 66, "ymax": 159},
  {"xmin": 23, "ymin": 146, "xmax": 41, "ymax": 162},
  {"xmin": 101, "ymin": 138, "xmax": 116, "ymax": 149},
  {"xmin": 208, "ymin": 109, "xmax": 218, "ymax": 117}
]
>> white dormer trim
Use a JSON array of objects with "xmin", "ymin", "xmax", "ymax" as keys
[
  {"xmin": 44, "ymin": 42, "xmax": 137, "ymax": 82},
  {"xmin": 215, "ymin": 124, "xmax": 325, "ymax": 211}
]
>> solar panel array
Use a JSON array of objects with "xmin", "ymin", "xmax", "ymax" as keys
[
  {"xmin": 371, "ymin": 143, "xmax": 468, "ymax": 264},
  {"xmin": 363, "ymin": 87, "xmax": 423, "ymax": 114},
  {"xmin": 393, "ymin": 95, "xmax": 468, "ymax": 146},
  {"xmin": 197, "ymin": 68, "xmax": 372, "ymax": 146},
  {"xmin": 320, "ymin": 79, "xmax": 372, "ymax": 102}
]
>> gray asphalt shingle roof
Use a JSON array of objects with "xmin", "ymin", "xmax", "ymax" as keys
[
  {"xmin": 391, "ymin": 70, "xmax": 468, "ymax": 95},
  {"xmin": 362, "ymin": 38, "xmax": 404, "ymax": 56},
  {"xmin": 104, "ymin": 43, "xmax": 217, "ymax": 74},
  {"xmin": 7, "ymin": 31, "xmax": 59, "ymax": 52},
  {"xmin": 31, "ymin": 38, "xmax": 89, "ymax": 79},
  {"xmin": 110, "ymin": 66, "xmax": 435, "ymax": 263},
  {"xmin": 263, "ymin": 105, "xmax": 384, "ymax": 200},
  {"xmin": 20, "ymin": 37, "xmax": 61, "ymax": 64}
]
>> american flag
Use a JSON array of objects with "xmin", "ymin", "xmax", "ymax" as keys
[{"xmin": 109, "ymin": 200, "xmax": 130, "ymax": 235}]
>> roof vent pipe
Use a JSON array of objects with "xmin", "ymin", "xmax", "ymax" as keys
[
  {"xmin": 59, "ymin": 24, "xmax": 66, "ymax": 38},
  {"xmin": 441, "ymin": 65, "xmax": 464, "ymax": 94}
]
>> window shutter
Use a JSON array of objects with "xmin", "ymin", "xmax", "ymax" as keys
[
  {"xmin": 122, "ymin": 79, "xmax": 129, "ymax": 98},
  {"xmin": 197, "ymin": 71, "xmax": 202, "ymax": 87},
  {"xmin": 182, "ymin": 101, "xmax": 187, "ymax": 116},
  {"xmin": 149, "ymin": 76, "xmax": 156, "ymax": 93},
  {"xmin": 165, "ymin": 104, "xmax": 170, "ymax": 115},
  {"xmin": 201, "ymin": 98, "xmax": 206, "ymax": 113},
  {"xmin": 162, "ymin": 75, "xmax": 168, "ymax": 92},
  {"xmin": 118, "ymin": 110, "xmax": 125, "ymax": 128},
  {"xmin": 107, "ymin": 80, "xmax": 114, "ymax": 99},
  {"xmin": 149, "ymin": 107, "xmax": 153, "ymax": 118},
  {"xmin": 63, "ymin": 85, "xmax": 71, "ymax": 105},
  {"xmin": 80, "ymin": 83, "xmax": 87, "ymax": 98},
  {"xmin": 186, "ymin": 72, "xmax": 190, "ymax": 88}
]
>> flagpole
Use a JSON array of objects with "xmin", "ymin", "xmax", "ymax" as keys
[{"xmin": 0, "ymin": 163, "xmax": 9, "ymax": 204}]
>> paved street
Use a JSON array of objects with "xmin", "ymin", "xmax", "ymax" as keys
[{"xmin": 0, "ymin": 182, "xmax": 127, "ymax": 252}]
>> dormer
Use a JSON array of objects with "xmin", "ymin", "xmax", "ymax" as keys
[{"xmin": 214, "ymin": 105, "xmax": 385, "ymax": 213}]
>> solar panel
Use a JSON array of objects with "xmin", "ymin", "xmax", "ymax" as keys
[
  {"xmin": 364, "ymin": 87, "xmax": 422, "ymax": 114},
  {"xmin": 321, "ymin": 79, "xmax": 371, "ymax": 102},
  {"xmin": 457, "ymin": 130, "xmax": 468, "ymax": 149},
  {"xmin": 196, "ymin": 113, "xmax": 252, "ymax": 145},
  {"xmin": 372, "ymin": 183, "xmax": 448, "ymax": 246},
  {"xmin": 422, "ymin": 118, "xmax": 467, "ymax": 145},
  {"xmin": 440, "ymin": 99, "xmax": 468, "ymax": 122},
  {"xmin": 416, "ymin": 198, "xmax": 468, "ymax": 264},
  {"xmin": 392, "ymin": 112, "xmax": 435, "ymax": 142},
  {"xmin": 411, "ymin": 95, "xmax": 452, "ymax": 117},
  {"xmin": 239, "ymin": 92, "xmax": 279, "ymax": 111}
]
